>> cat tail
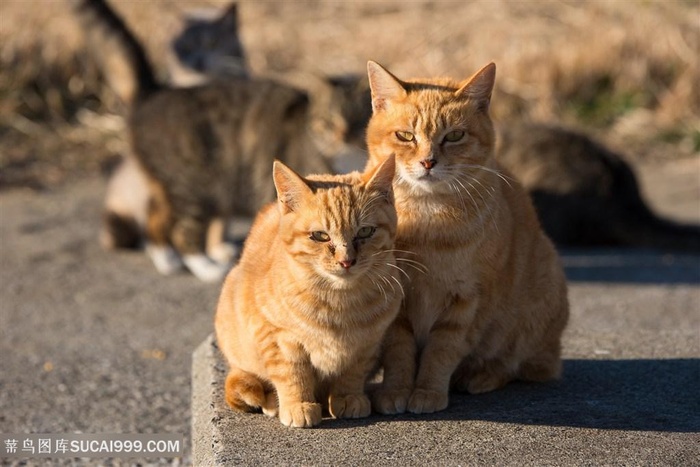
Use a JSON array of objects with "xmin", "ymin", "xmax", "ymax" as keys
[
  {"xmin": 616, "ymin": 204, "xmax": 700, "ymax": 253},
  {"xmin": 71, "ymin": 0, "xmax": 160, "ymax": 105},
  {"xmin": 225, "ymin": 368, "xmax": 278, "ymax": 416},
  {"xmin": 610, "ymin": 161, "xmax": 700, "ymax": 253}
]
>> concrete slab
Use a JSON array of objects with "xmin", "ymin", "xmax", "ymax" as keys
[{"xmin": 193, "ymin": 274, "xmax": 700, "ymax": 466}]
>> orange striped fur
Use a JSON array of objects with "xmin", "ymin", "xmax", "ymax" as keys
[
  {"xmin": 215, "ymin": 156, "xmax": 401, "ymax": 428},
  {"xmin": 365, "ymin": 62, "xmax": 569, "ymax": 414}
]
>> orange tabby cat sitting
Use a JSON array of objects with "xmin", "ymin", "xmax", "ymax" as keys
[
  {"xmin": 215, "ymin": 156, "xmax": 401, "ymax": 428},
  {"xmin": 365, "ymin": 61, "xmax": 569, "ymax": 415}
]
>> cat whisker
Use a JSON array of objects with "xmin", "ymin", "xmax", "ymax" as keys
[
  {"xmin": 377, "ymin": 272, "xmax": 398, "ymax": 297},
  {"xmin": 394, "ymin": 257, "xmax": 429, "ymax": 274},
  {"xmin": 372, "ymin": 248, "xmax": 420, "ymax": 257},
  {"xmin": 451, "ymin": 163, "xmax": 514, "ymax": 188},
  {"xmin": 385, "ymin": 262, "xmax": 411, "ymax": 283},
  {"xmin": 452, "ymin": 177, "xmax": 483, "ymax": 219},
  {"xmin": 366, "ymin": 269, "xmax": 389, "ymax": 303},
  {"xmin": 456, "ymin": 175, "xmax": 499, "ymax": 236},
  {"xmin": 450, "ymin": 179, "xmax": 474, "ymax": 211},
  {"xmin": 386, "ymin": 272, "xmax": 405, "ymax": 298},
  {"xmin": 449, "ymin": 181, "xmax": 470, "ymax": 217}
]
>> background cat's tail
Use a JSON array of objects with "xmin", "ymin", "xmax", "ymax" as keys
[
  {"xmin": 615, "ymin": 201, "xmax": 700, "ymax": 253},
  {"xmin": 71, "ymin": 0, "xmax": 160, "ymax": 105}
]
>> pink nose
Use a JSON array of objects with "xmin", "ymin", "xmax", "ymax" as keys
[
  {"xmin": 421, "ymin": 158, "xmax": 437, "ymax": 170},
  {"xmin": 339, "ymin": 259, "xmax": 356, "ymax": 269}
]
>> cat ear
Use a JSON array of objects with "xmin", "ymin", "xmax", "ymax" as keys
[
  {"xmin": 367, "ymin": 61, "xmax": 407, "ymax": 112},
  {"xmin": 363, "ymin": 154, "xmax": 395, "ymax": 202},
  {"xmin": 273, "ymin": 161, "xmax": 313, "ymax": 214},
  {"xmin": 455, "ymin": 62, "xmax": 496, "ymax": 111},
  {"xmin": 219, "ymin": 3, "xmax": 239, "ymax": 30}
]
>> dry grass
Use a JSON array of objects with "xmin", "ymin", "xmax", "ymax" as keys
[{"xmin": 1, "ymin": 0, "xmax": 698, "ymax": 190}]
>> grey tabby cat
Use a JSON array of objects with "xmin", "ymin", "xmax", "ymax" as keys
[
  {"xmin": 99, "ymin": 2, "xmax": 250, "ymax": 256},
  {"xmin": 74, "ymin": 0, "xmax": 363, "ymax": 281}
]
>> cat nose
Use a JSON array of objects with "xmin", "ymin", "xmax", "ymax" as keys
[
  {"xmin": 338, "ymin": 259, "xmax": 356, "ymax": 269},
  {"xmin": 420, "ymin": 158, "xmax": 437, "ymax": 170}
]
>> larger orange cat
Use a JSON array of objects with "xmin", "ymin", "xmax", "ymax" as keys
[
  {"xmin": 215, "ymin": 156, "xmax": 401, "ymax": 427},
  {"xmin": 365, "ymin": 61, "xmax": 569, "ymax": 414}
]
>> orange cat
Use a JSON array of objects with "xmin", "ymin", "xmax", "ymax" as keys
[
  {"xmin": 365, "ymin": 61, "xmax": 569, "ymax": 414},
  {"xmin": 215, "ymin": 156, "xmax": 401, "ymax": 428}
]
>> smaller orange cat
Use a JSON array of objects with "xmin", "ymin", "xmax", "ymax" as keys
[{"xmin": 215, "ymin": 156, "xmax": 401, "ymax": 428}]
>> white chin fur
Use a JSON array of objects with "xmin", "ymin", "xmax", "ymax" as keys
[
  {"xmin": 183, "ymin": 254, "xmax": 230, "ymax": 282},
  {"xmin": 146, "ymin": 244, "xmax": 184, "ymax": 275}
]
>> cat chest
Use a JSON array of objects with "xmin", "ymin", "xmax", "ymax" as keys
[
  {"xmin": 303, "ymin": 331, "xmax": 360, "ymax": 377},
  {"xmin": 400, "ymin": 249, "xmax": 479, "ymax": 346}
]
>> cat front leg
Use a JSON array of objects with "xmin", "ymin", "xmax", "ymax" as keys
[
  {"xmin": 408, "ymin": 297, "xmax": 478, "ymax": 414},
  {"xmin": 371, "ymin": 316, "xmax": 416, "ymax": 414},
  {"xmin": 265, "ymin": 342, "xmax": 322, "ymax": 428},
  {"xmin": 327, "ymin": 345, "xmax": 378, "ymax": 419}
]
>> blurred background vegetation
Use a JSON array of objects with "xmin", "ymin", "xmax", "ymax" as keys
[{"xmin": 0, "ymin": 0, "xmax": 698, "ymax": 190}]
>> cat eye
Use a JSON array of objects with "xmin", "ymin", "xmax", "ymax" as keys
[
  {"xmin": 443, "ymin": 130, "xmax": 465, "ymax": 143},
  {"xmin": 310, "ymin": 231, "xmax": 331, "ymax": 242},
  {"xmin": 395, "ymin": 131, "xmax": 415, "ymax": 142},
  {"xmin": 356, "ymin": 226, "xmax": 376, "ymax": 239}
]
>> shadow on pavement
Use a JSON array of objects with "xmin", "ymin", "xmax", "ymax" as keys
[{"xmin": 322, "ymin": 359, "xmax": 699, "ymax": 433}]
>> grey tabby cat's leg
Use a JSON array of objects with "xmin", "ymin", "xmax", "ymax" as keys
[
  {"xmin": 145, "ymin": 243, "xmax": 184, "ymax": 275},
  {"xmin": 172, "ymin": 217, "xmax": 229, "ymax": 282},
  {"xmin": 206, "ymin": 217, "xmax": 239, "ymax": 265},
  {"xmin": 182, "ymin": 254, "xmax": 229, "ymax": 282},
  {"xmin": 144, "ymin": 181, "xmax": 184, "ymax": 275}
]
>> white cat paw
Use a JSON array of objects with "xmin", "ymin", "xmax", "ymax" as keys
[
  {"xmin": 146, "ymin": 244, "xmax": 184, "ymax": 275},
  {"xmin": 183, "ymin": 254, "xmax": 230, "ymax": 282},
  {"xmin": 208, "ymin": 242, "xmax": 239, "ymax": 265}
]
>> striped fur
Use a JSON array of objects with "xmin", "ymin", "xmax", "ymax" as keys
[
  {"xmin": 215, "ymin": 157, "xmax": 401, "ymax": 428},
  {"xmin": 365, "ymin": 62, "xmax": 569, "ymax": 415}
]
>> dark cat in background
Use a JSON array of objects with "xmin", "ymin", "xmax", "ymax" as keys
[
  {"xmin": 497, "ymin": 124, "xmax": 700, "ymax": 252},
  {"xmin": 169, "ymin": 2, "xmax": 248, "ymax": 86},
  {"xmin": 74, "ymin": 0, "xmax": 367, "ymax": 281}
]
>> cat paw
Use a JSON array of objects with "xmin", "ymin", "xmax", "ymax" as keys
[
  {"xmin": 209, "ymin": 242, "xmax": 239, "ymax": 265},
  {"xmin": 182, "ymin": 254, "xmax": 230, "ymax": 282},
  {"xmin": 371, "ymin": 388, "xmax": 411, "ymax": 414},
  {"xmin": 407, "ymin": 389, "xmax": 448, "ymax": 414},
  {"xmin": 146, "ymin": 244, "xmax": 184, "ymax": 275},
  {"xmin": 329, "ymin": 394, "xmax": 371, "ymax": 419},
  {"xmin": 278, "ymin": 402, "xmax": 322, "ymax": 428}
]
